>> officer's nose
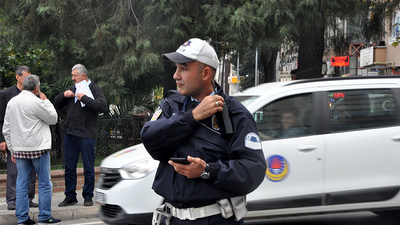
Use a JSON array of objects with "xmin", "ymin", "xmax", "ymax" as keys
[{"xmin": 173, "ymin": 69, "xmax": 181, "ymax": 80}]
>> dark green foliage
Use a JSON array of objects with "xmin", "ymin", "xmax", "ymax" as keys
[
  {"xmin": 2, "ymin": 0, "xmax": 400, "ymax": 101},
  {"xmin": 1, "ymin": 0, "xmax": 164, "ymax": 107}
]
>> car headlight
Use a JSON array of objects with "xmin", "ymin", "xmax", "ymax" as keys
[{"xmin": 119, "ymin": 157, "xmax": 158, "ymax": 179}]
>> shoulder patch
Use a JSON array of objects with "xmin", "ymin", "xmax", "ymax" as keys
[
  {"xmin": 244, "ymin": 132, "xmax": 262, "ymax": 150},
  {"xmin": 151, "ymin": 107, "xmax": 162, "ymax": 121}
]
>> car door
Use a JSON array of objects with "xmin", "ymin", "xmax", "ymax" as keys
[
  {"xmin": 247, "ymin": 92, "xmax": 325, "ymax": 211},
  {"xmin": 323, "ymin": 88, "xmax": 400, "ymax": 205}
]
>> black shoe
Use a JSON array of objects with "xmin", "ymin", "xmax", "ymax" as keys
[
  {"xmin": 30, "ymin": 201, "xmax": 39, "ymax": 208},
  {"xmin": 18, "ymin": 217, "xmax": 36, "ymax": 224},
  {"xmin": 58, "ymin": 197, "xmax": 78, "ymax": 207},
  {"xmin": 7, "ymin": 204, "xmax": 15, "ymax": 210},
  {"xmin": 84, "ymin": 198, "xmax": 93, "ymax": 206},
  {"xmin": 38, "ymin": 217, "xmax": 60, "ymax": 225}
]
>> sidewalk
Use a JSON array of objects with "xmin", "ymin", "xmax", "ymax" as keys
[{"xmin": 0, "ymin": 190, "xmax": 99, "ymax": 225}]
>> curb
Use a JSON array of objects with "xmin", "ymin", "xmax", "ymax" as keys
[
  {"xmin": 0, "ymin": 205, "xmax": 100, "ymax": 225},
  {"xmin": 0, "ymin": 167, "xmax": 101, "ymax": 197}
]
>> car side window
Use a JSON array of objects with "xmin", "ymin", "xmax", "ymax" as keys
[
  {"xmin": 329, "ymin": 89, "xmax": 399, "ymax": 132},
  {"xmin": 254, "ymin": 93, "xmax": 313, "ymax": 141}
]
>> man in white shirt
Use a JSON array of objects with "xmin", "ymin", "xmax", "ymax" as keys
[
  {"xmin": 0, "ymin": 66, "xmax": 37, "ymax": 210},
  {"xmin": 3, "ymin": 75, "xmax": 61, "ymax": 225}
]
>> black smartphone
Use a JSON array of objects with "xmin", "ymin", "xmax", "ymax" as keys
[{"xmin": 170, "ymin": 157, "xmax": 190, "ymax": 165}]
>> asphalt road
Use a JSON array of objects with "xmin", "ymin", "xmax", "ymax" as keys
[{"xmin": 60, "ymin": 211, "xmax": 400, "ymax": 225}]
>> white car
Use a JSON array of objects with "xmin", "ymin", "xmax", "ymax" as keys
[{"xmin": 95, "ymin": 76, "xmax": 400, "ymax": 224}]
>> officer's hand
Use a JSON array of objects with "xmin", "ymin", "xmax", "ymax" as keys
[
  {"xmin": 64, "ymin": 90, "xmax": 75, "ymax": 98},
  {"xmin": 168, "ymin": 156, "xmax": 206, "ymax": 179},
  {"xmin": 0, "ymin": 142, "xmax": 6, "ymax": 151},
  {"xmin": 192, "ymin": 95, "xmax": 224, "ymax": 121}
]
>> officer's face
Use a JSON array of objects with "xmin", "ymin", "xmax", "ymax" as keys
[{"xmin": 173, "ymin": 61, "xmax": 205, "ymax": 99}]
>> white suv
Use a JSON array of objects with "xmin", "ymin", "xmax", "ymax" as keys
[{"xmin": 95, "ymin": 76, "xmax": 400, "ymax": 224}]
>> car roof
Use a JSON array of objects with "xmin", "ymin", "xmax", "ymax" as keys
[
  {"xmin": 235, "ymin": 75, "xmax": 400, "ymax": 97},
  {"xmin": 286, "ymin": 75, "xmax": 400, "ymax": 86},
  {"xmin": 234, "ymin": 81, "xmax": 293, "ymax": 97}
]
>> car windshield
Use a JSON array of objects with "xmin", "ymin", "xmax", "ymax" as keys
[{"xmin": 235, "ymin": 96, "xmax": 259, "ymax": 107}]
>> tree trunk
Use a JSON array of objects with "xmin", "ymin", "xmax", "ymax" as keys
[
  {"xmin": 163, "ymin": 62, "xmax": 177, "ymax": 95},
  {"xmin": 297, "ymin": 26, "xmax": 325, "ymax": 79},
  {"xmin": 260, "ymin": 47, "xmax": 279, "ymax": 83}
]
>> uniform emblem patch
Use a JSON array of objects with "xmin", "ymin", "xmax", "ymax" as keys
[
  {"xmin": 212, "ymin": 115, "xmax": 220, "ymax": 131},
  {"xmin": 266, "ymin": 155, "xmax": 289, "ymax": 182},
  {"xmin": 178, "ymin": 40, "xmax": 192, "ymax": 52},
  {"xmin": 151, "ymin": 108, "xmax": 162, "ymax": 121},
  {"xmin": 244, "ymin": 132, "xmax": 262, "ymax": 150}
]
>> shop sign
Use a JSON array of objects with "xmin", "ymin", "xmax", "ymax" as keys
[
  {"xmin": 360, "ymin": 47, "xmax": 373, "ymax": 67},
  {"xmin": 331, "ymin": 56, "xmax": 349, "ymax": 67}
]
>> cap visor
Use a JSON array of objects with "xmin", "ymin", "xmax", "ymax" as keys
[{"xmin": 162, "ymin": 52, "xmax": 195, "ymax": 64}]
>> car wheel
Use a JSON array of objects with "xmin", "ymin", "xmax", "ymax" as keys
[{"xmin": 372, "ymin": 210, "xmax": 400, "ymax": 217}]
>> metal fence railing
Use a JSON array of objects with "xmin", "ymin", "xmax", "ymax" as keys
[{"xmin": 0, "ymin": 115, "xmax": 147, "ymax": 173}]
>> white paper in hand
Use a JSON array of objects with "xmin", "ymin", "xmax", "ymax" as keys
[{"xmin": 75, "ymin": 80, "xmax": 94, "ymax": 107}]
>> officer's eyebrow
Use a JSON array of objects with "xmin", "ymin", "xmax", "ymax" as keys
[{"xmin": 177, "ymin": 63, "xmax": 187, "ymax": 67}]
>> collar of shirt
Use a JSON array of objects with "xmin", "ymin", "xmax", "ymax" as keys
[
  {"xmin": 184, "ymin": 90, "xmax": 216, "ymax": 112},
  {"xmin": 190, "ymin": 90, "xmax": 216, "ymax": 103}
]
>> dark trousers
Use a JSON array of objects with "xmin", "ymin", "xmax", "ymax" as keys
[
  {"xmin": 170, "ymin": 215, "xmax": 243, "ymax": 225},
  {"xmin": 6, "ymin": 149, "xmax": 36, "ymax": 205},
  {"xmin": 64, "ymin": 134, "xmax": 95, "ymax": 199}
]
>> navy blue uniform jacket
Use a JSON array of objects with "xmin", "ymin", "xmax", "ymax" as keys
[{"xmin": 140, "ymin": 85, "xmax": 266, "ymax": 208}]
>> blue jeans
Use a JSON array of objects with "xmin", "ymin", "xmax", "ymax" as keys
[
  {"xmin": 15, "ymin": 151, "xmax": 52, "ymax": 223},
  {"xmin": 6, "ymin": 149, "xmax": 36, "ymax": 205},
  {"xmin": 64, "ymin": 134, "xmax": 96, "ymax": 199}
]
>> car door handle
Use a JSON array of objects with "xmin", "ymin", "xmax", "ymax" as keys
[
  {"xmin": 298, "ymin": 145, "xmax": 317, "ymax": 152},
  {"xmin": 391, "ymin": 135, "xmax": 400, "ymax": 141}
]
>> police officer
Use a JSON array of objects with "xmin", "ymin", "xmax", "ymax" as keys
[{"xmin": 140, "ymin": 38, "xmax": 266, "ymax": 225}]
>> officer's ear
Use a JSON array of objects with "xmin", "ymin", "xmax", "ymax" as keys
[{"xmin": 201, "ymin": 66, "xmax": 212, "ymax": 81}]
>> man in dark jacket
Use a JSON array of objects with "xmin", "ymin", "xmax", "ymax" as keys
[
  {"xmin": 0, "ymin": 66, "xmax": 38, "ymax": 210},
  {"xmin": 141, "ymin": 38, "xmax": 266, "ymax": 225},
  {"xmin": 54, "ymin": 64, "xmax": 107, "ymax": 207}
]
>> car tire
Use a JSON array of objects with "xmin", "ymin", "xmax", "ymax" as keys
[{"xmin": 372, "ymin": 210, "xmax": 400, "ymax": 217}]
